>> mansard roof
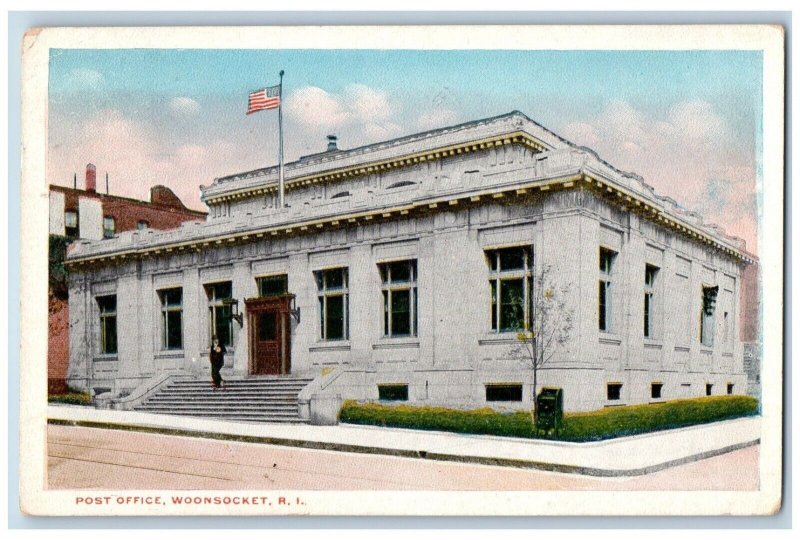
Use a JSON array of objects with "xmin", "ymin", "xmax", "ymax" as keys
[{"xmin": 66, "ymin": 110, "xmax": 755, "ymax": 267}]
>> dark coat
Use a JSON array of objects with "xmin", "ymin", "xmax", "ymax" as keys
[{"xmin": 210, "ymin": 343, "xmax": 226, "ymax": 367}]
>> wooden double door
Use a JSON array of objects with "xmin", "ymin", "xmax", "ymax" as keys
[{"xmin": 245, "ymin": 295, "xmax": 293, "ymax": 375}]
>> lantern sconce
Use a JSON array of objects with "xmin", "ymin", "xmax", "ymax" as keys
[{"xmin": 222, "ymin": 298, "xmax": 244, "ymax": 327}]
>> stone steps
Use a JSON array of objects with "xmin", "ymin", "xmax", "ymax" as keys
[{"xmin": 133, "ymin": 376, "xmax": 313, "ymax": 424}]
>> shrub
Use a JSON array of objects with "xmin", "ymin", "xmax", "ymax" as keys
[
  {"xmin": 340, "ymin": 395, "xmax": 758, "ymax": 442},
  {"xmin": 341, "ymin": 403, "xmax": 536, "ymax": 438},
  {"xmin": 48, "ymin": 392, "xmax": 92, "ymax": 406},
  {"xmin": 560, "ymin": 395, "xmax": 759, "ymax": 441}
]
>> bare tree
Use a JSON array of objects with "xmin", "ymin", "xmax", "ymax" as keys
[{"xmin": 508, "ymin": 263, "xmax": 574, "ymax": 423}]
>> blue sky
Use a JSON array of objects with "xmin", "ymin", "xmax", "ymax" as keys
[{"xmin": 48, "ymin": 48, "xmax": 762, "ymax": 250}]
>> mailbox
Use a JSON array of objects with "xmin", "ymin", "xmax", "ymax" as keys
[{"xmin": 535, "ymin": 387, "xmax": 564, "ymax": 435}]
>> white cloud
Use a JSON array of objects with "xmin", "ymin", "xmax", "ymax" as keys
[
  {"xmin": 169, "ymin": 97, "xmax": 201, "ymax": 117},
  {"xmin": 416, "ymin": 108, "xmax": 458, "ymax": 131},
  {"xmin": 284, "ymin": 84, "xmax": 404, "ymax": 152},
  {"xmin": 345, "ymin": 83, "xmax": 394, "ymax": 121},
  {"xmin": 668, "ymin": 100, "xmax": 727, "ymax": 141},
  {"xmin": 46, "ymin": 109, "xmax": 263, "ymax": 211},
  {"xmin": 285, "ymin": 86, "xmax": 350, "ymax": 130},
  {"xmin": 560, "ymin": 99, "xmax": 757, "ymax": 251}
]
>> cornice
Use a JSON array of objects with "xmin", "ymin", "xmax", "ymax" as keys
[
  {"xmin": 66, "ymin": 171, "xmax": 754, "ymax": 270},
  {"xmin": 202, "ymin": 132, "xmax": 547, "ymax": 205}
]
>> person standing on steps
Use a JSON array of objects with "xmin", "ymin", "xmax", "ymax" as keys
[{"xmin": 209, "ymin": 335, "xmax": 227, "ymax": 389}]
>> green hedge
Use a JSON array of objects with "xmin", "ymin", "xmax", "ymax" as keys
[
  {"xmin": 340, "ymin": 395, "xmax": 759, "ymax": 442},
  {"xmin": 48, "ymin": 392, "xmax": 92, "ymax": 406}
]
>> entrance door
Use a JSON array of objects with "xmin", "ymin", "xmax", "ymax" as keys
[{"xmin": 246, "ymin": 295, "xmax": 293, "ymax": 375}]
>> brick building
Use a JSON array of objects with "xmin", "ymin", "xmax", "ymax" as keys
[{"xmin": 48, "ymin": 164, "xmax": 206, "ymax": 394}]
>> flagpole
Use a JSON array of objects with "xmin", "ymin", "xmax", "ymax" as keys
[{"xmin": 278, "ymin": 70, "xmax": 285, "ymax": 208}]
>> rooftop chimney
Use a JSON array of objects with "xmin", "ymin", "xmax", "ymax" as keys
[
  {"xmin": 85, "ymin": 163, "xmax": 97, "ymax": 193},
  {"xmin": 327, "ymin": 135, "xmax": 338, "ymax": 152}
]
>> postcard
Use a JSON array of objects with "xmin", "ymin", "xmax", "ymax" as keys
[{"xmin": 19, "ymin": 24, "xmax": 784, "ymax": 516}]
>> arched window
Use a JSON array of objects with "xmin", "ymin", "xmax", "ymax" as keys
[{"xmin": 386, "ymin": 181, "xmax": 417, "ymax": 190}]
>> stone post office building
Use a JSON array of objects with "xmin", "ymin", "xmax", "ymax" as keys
[{"xmin": 65, "ymin": 111, "xmax": 754, "ymax": 412}]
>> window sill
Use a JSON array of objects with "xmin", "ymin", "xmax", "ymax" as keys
[
  {"xmin": 93, "ymin": 355, "xmax": 118, "ymax": 362},
  {"xmin": 604, "ymin": 401, "xmax": 626, "ymax": 407},
  {"xmin": 478, "ymin": 333, "xmax": 521, "ymax": 345},
  {"xmin": 700, "ymin": 347, "xmax": 714, "ymax": 355},
  {"xmin": 373, "ymin": 338, "xmax": 420, "ymax": 350},
  {"xmin": 599, "ymin": 333, "xmax": 622, "ymax": 345},
  {"xmin": 309, "ymin": 341, "xmax": 351, "ymax": 352},
  {"xmin": 644, "ymin": 339, "xmax": 663, "ymax": 350},
  {"xmin": 155, "ymin": 351, "xmax": 185, "ymax": 359}
]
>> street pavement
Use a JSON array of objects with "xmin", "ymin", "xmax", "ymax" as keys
[
  {"xmin": 47, "ymin": 405, "xmax": 761, "ymax": 477},
  {"xmin": 47, "ymin": 424, "xmax": 759, "ymax": 491}
]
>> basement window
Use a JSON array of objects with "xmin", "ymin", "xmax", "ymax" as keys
[
  {"xmin": 607, "ymin": 383, "xmax": 622, "ymax": 401},
  {"xmin": 706, "ymin": 383, "xmax": 714, "ymax": 396},
  {"xmin": 651, "ymin": 382, "xmax": 663, "ymax": 400},
  {"xmin": 727, "ymin": 383, "xmax": 735, "ymax": 395},
  {"xmin": 485, "ymin": 384, "xmax": 523, "ymax": 402},
  {"xmin": 378, "ymin": 384, "xmax": 409, "ymax": 402}
]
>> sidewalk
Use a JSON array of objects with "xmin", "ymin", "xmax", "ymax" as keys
[{"xmin": 47, "ymin": 405, "xmax": 760, "ymax": 477}]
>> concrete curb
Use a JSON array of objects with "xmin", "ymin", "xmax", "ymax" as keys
[{"xmin": 47, "ymin": 416, "xmax": 760, "ymax": 477}]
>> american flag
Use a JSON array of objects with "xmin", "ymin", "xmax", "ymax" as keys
[{"xmin": 246, "ymin": 84, "xmax": 281, "ymax": 115}]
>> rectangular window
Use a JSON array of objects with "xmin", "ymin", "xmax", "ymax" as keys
[
  {"xmin": 607, "ymin": 382, "xmax": 622, "ymax": 401},
  {"xmin": 159, "ymin": 288, "xmax": 183, "ymax": 350},
  {"xmin": 137, "ymin": 220, "xmax": 149, "ymax": 230},
  {"xmin": 487, "ymin": 246, "xmax": 533, "ymax": 332},
  {"xmin": 103, "ymin": 216, "xmax": 115, "ymax": 239},
  {"xmin": 700, "ymin": 286, "xmax": 719, "ymax": 347},
  {"xmin": 378, "ymin": 384, "xmax": 409, "ymax": 401},
  {"xmin": 316, "ymin": 268, "xmax": 349, "ymax": 341},
  {"xmin": 727, "ymin": 383, "xmax": 734, "ymax": 395},
  {"xmin": 651, "ymin": 382, "xmax": 663, "ymax": 399},
  {"xmin": 205, "ymin": 282, "xmax": 233, "ymax": 348},
  {"xmin": 257, "ymin": 274, "xmax": 288, "ymax": 297},
  {"xmin": 65, "ymin": 210, "xmax": 79, "ymax": 238},
  {"xmin": 644, "ymin": 264, "xmax": 659, "ymax": 338},
  {"xmin": 380, "ymin": 260, "xmax": 417, "ymax": 337},
  {"xmin": 97, "ymin": 295, "xmax": 117, "ymax": 355},
  {"xmin": 599, "ymin": 248, "xmax": 617, "ymax": 332},
  {"xmin": 706, "ymin": 383, "xmax": 714, "ymax": 396},
  {"xmin": 486, "ymin": 384, "xmax": 523, "ymax": 402}
]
